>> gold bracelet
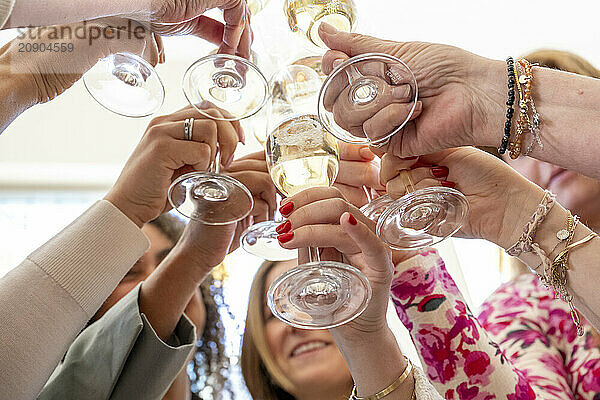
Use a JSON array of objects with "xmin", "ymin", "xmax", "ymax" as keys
[
  {"xmin": 349, "ymin": 357, "xmax": 413, "ymax": 400},
  {"xmin": 550, "ymin": 232, "xmax": 598, "ymax": 336}
]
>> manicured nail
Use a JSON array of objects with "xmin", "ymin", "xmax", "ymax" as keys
[
  {"xmin": 441, "ymin": 180, "xmax": 455, "ymax": 188},
  {"xmin": 319, "ymin": 22, "xmax": 338, "ymax": 34},
  {"xmin": 348, "ymin": 213, "xmax": 357, "ymax": 225},
  {"xmin": 333, "ymin": 58, "xmax": 344, "ymax": 69},
  {"xmin": 277, "ymin": 232, "xmax": 294, "ymax": 244},
  {"xmin": 275, "ymin": 220, "xmax": 292, "ymax": 234},
  {"xmin": 431, "ymin": 166, "xmax": 449, "ymax": 178},
  {"xmin": 279, "ymin": 201, "xmax": 295, "ymax": 216},
  {"xmin": 359, "ymin": 147, "xmax": 374, "ymax": 160}
]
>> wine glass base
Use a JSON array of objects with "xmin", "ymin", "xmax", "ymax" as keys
[
  {"xmin": 240, "ymin": 220, "xmax": 297, "ymax": 261},
  {"xmin": 267, "ymin": 260, "xmax": 372, "ymax": 329},
  {"xmin": 376, "ymin": 187, "xmax": 469, "ymax": 250},
  {"xmin": 84, "ymin": 53, "xmax": 164, "ymax": 118},
  {"xmin": 168, "ymin": 172, "xmax": 253, "ymax": 225},
  {"xmin": 360, "ymin": 194, "xmax": 395, "ymax": 222}
]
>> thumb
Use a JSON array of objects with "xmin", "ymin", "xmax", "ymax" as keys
[{"xmin": 318, "ymin": 23, "xmax": 394, "ymax": 57}]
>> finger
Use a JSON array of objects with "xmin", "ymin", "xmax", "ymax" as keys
[
  {"xmin": 235, "ymin": 14, "xmax": 252, "ymax": 60},
  {"xmin": 220, "ymin": 0, "xmax": 246, "ymax": 53},
  {"xmin": 363, "ymin": 101, "xmax": 423, "ymax": 143},
  {"xmin": 154, "ymin": 33, "xmax": 165, "ymax": 63},
  {"xmin": 380, "ymin": 153, "xmax": 419, "ymax": 184},
  {"xmin": 282, "ymin": 197, "xmax": 368, "ymax": 231},
  {"xmin": 337, "ymin": 141, "xmax": 374, "ymax": 161},
  {"xmin": 340, "ymin": 212, "xmax": 391, "ymax": 272},
  {"xmin": 386, "ymin": 177, "xmax": 441, "ymax": 200},
  {"xmin": 333, "ymin": 183, "xmax": 370, "ymax": 208},
  {"xmin": 159, "ymin": 139, "xmax": 213, "ymax": 172},
  {"xmin": 189, "ymin": 15, "xmax": 225, "ymax": 45},
  {"xmin": 321, "ymin": 50, "xmax": 350, "ymax": 75},
  {"xmin": 318, "ymin": 23, "xmax": 399, "ymax": 58},
  {"xmin": 250, "ymin": 198, "xmax": 269, "ymax": 223},
  {"xmin": 278, "ymin": 225, "xmax": 361, "ymax": 255},
  {"xmin": 235, "ymin": 150, "xmax": 266, "ymax": 162},
  {"xmin": 336, "ymin": 160, "xmax": 384, "ymax": 190},
  {"xmin": 226, "ymin": 159, "xmax": 268, "ymax": 173},
  {"xmin": 228, "ymin": 170, "xmax": 277, "ymax": 212},
  {"xmin": 279, "ymin": 186, "xmax": 345, "ymax": 216}
]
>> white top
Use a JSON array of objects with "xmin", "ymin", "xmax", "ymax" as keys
[{"xmin": 0, "ymin": 200, "xmax": 149, "ymax": 400}]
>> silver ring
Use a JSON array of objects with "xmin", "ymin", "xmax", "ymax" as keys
[
  {"xmin": 188, "ymin": 117, "xmax": 194, "ymax": 141},
  {"xmin": 184, "ymin": 118, "xmax": 191, "ymax": 140}
]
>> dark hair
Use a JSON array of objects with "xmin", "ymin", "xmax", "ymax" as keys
[{"xmin": 149, "ymin": 213, "xmax": 233, "ymax": 399}]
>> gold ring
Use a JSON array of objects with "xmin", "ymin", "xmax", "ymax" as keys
[{"xmin": 399, "ymin": 170, "xmax": 415, "ymax": 193}]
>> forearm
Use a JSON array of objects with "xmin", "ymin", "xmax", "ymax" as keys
[
  {"xmin": 331, "ymin": 328, "xmax": 414, "ymax": 400},
  {"xmin": 0, "ymin": 57, "xmax": 37, "ymax": 133},
  {"xmin": 4, "ymin": 0, "xmax": 149, "ymax": 28},
  {"xmin": 139, "ymin": 250, "xmax": 210, "ymax": 342},
  {"xmin": 478, "ymin": 60, "xmax": 600, "ymax": 179},
  {"xmin": 504, "ymin": 200, "xmax": 600, "ymax": 330}
]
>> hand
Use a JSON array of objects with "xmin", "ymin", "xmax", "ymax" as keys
[
  {"xmin": 105, "ymin": 104, "xmax": 243, "ymax": 227},
  {"xmin": 318, "ymin": 23, "xmax": 506, "ymax": 158},
  {"xmin": 276, "ymin": 186, "xmax": 401, "ymax": 338},
  {"xmin": 380, "ymin": 147, "xmax": 545, "ymax": 249},
  {"xmin": 223, "ymin": 150, "xmax": 277, "ymax": 253},
  {"xmin": 334, "ymin": 142, "xmax": 385, "ymax": 208},
  {"xmin": 1, "ymin": 19, "xmax": 163, "ymax": 106},
  {"xmin": 151, "ymin": 0, "xmax": 251, "ymax": 58}
]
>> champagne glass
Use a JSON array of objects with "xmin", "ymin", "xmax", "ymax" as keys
[
  {"xmin": 320, "ymin": 52, "xmax": 469, "ymax": 249},
  {"xmin": 84, "ymin": 53, "xmax": 164, "ymax": 117},
  {"xmin": 265, "ymin": 64, "xmax": 371, "ymax": 329},
  {"xmin": 248, "ymin": 0, "xmax": 270, "ymax": 15},
  {"xmin": 284, "ymin": 0, "xmax": 357, "ymax": 49}
]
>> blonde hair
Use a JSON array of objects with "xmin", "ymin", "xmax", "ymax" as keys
[
  {"xmin": 241, "ymin": 260, "xmax": 296, "ymax": 400},
  {"xmin": 523, "ymin": 49, "xmax": 600, "ymax": 78}
]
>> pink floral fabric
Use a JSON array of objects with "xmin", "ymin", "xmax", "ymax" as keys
[
  {"xmin": 391, "ymin": 250, "xmax": 537, "ymax": 399},
  {"xmin": 479, "ymin": 272, "xmax": 600, "ymax": 399}
]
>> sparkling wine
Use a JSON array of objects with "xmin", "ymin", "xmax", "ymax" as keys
[
  {"xmin": 267, "ymin": 114, "xmax": 339, "ymax": 196},
  {"xmin": 284, "ymin": 0, "xmax": 357, "ymax": 48}
]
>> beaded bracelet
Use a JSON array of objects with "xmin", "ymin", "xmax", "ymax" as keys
[{"xmin": 498, "ymin": 57, "xmax": 516, "ymax": 155}]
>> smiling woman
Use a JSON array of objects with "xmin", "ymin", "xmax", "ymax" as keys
[{"xmin": 241, "ymin": 259, "xmax": 353, "ymax": 400}]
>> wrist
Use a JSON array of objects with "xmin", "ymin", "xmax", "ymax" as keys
[
  {"xmin": 103, "ymin": 192, "xmax": 147, "ymax": 228},
  {"xmin": 469, "ymin": 58, "xmax": 509, "ymax": 148},
  {"xmin": 0, "ymin": 54, "xmax": 38, "ymax": 131}
]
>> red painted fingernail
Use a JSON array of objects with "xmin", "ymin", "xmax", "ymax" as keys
[
  {"xmin": 279, "ymin": 202, "xmax": 294, "ymax": 216},
  {"xmin": 431, "ymin": 166, "xmax": 449, "ymax": 178},
  {"xmin": 400, "ymin": 156, "xmax": 418, "ymax": 160},
  {"xmin": 277, "ymin": 232, "xmax": 294, "ymax": 244},
  {"xmin": 348, "ymin": 213, "xmax": 357, "ymax": 225},
  {"xmin": 275, "ymin": 220, "xmax": 291, "ymax": 234},
  {"xmin": 441, "ymin": 180, "xmax": 456, "ymax": 188}
]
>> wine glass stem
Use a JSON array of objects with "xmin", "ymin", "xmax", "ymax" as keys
[
  {"xmin": 213, "ymin": 148, "xmax": 221, "ymax": 174},
  {"xmin": 274, "ymin": 194, "xmax": 284, "ymax": 223},
  {"xmin": 345, "ymin": 64, "xmax": 363, "ymax": 85},
  {"xmin": 308, "ymin": 247, "xmax": 321, "ymax": 263},
  {"xmin": 362, "ymin": 185, "xmax": 373, "ymax": 203}
]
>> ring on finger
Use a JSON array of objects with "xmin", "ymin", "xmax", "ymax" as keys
[
  {"xmin": 399, "ymin": 170, "xmax": 416, "ymax": 193},
  {"xmin": 184, "ymin": 118, "xmax": 191, "ymax": 140}
]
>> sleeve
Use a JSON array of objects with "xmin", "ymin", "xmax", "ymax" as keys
[
  {"xmin": 390, "ymin": 249, "xmax": 537, "ymax": 400},
  {"xmin": 0, "ymin": 0, "xmax": 15, "ymax": 28},
  {"xmin": 37, "ymin": 283, "xmax": 197, "ymax": 400},
  {"xmin": 0, "ymin": 200, "xmax": 149, "ymax": 400},
  {"xmin": 478, "ymin": 274, "xmax": 575, "ymax": 399}
]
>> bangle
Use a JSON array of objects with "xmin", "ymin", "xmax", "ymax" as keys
[
  {"xmin": 349, "ymin": 357, "xmax": 413, "ymax": 400},
  {"xmin": 498, "ymin": 57, "xmax": 516, "ymax": 155},
  {"xmin": 549, "ymin": 232, "xmax": 598, "ymax": 336},
  {"xmin": 535, "ymin": 213, "xmax": 578, "ymax": 270}
]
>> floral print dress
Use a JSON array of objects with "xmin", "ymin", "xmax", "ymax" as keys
[{"xmin": 391, "ymin": 249, "xmax": 600, "ymax": 399}]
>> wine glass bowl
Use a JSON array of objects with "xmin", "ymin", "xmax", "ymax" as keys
[
  {"xmin": 83, "ymin": 53, "xmax": 165, "ymax": 117},
  {"xmin": 182, "ymin": 54, "xmax": 268, "ymax": 121},
  {"xmin": 318, "ymin": 53, "xmax": 418, "ymax": 146}
]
